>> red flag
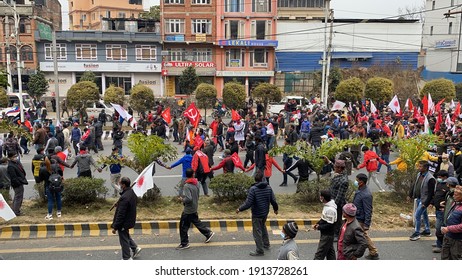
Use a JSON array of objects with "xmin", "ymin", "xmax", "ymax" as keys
[
  {"xmin": 161, "ymin": 107, "xmax": 171, "ymax": 124},
  {"xmin": 413, "ymin": 106, "xmax": 420, "ymax": 119},
  {"xmin": 194, "ymin": 135, "xmax": 204, "ymax": 150},
  {"xmin": 435, "ymin": 98, "xmax": 445, "ymax": 113},
  {"xmin": 231, "ymin": 152, "xmax": 244, "ymax": 170},
  {"xmin": 231, "ymin": 109, "xmax": 241, "ymax": 121},
  {"xmin": 382, "ymin": 124, "xmax": 392, "ymax": 137},
  {"xmin": 453, "ymin": 102, "xmax": 461, "ymax": 122},
  {"xmin": 183, "ymin": 103, "xmax": 201, "ymax": 128},
  {"xmin": 434, "ymin": 112, "xmax": 443, "ymax": 132},
  {"xmin": 422, "ymin": 95, "xmax": 428, "ymax": 115},
  {"xmin": 405, "ymin": 98, "xmax": 414, "ymax": 111}
]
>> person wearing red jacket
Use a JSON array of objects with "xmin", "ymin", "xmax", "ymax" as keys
[
  {"xmin": 191, "ymin": 147, "xmax": 212, "ymax": 196},
  {"xmin": 210, "ymin": 149, "xmax": 245, "ymax": 173},
  {"xmin": 356, "ymin": 146, "xmax": 389, "ymax": 192},
  {"xmin": 245, "ymin": 154, "xmax": 284, "ymax": 183}
]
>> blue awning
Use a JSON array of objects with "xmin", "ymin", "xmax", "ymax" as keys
[{"xmin": 331, "ymin": 53, "xmax": 373, "ymax": 59}]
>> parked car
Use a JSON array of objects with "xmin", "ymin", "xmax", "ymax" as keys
[
  {"xmin": 0, "ymin": 93, "xmax": 34, "ymax": 119},
  {"xmin": 267, "ymin": 96, "xmax": 313, "ymax": 116},
  {"xmin": 85, "ymin": 100, "xmax": 114, "ymax": 122}
]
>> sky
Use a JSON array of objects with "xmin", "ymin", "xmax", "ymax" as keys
[{"xmin": 58, "ymin": 0, "xmax": 425, "ymax": 30}]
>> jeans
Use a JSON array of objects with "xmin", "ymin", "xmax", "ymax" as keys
[
  {"xmin": 414, "ymin": 199, "xmax": 430, "ymax": 234},
  {"xmin": 252, "ymin": 216, "xmax": 270, "ymax": 254},
  {"xmin": 282, "ymin": 170, "xmax": 297, "ymax": 184},
  {"xmin": 117, "ymin": 228, "xmax": 138, "ymax": 260},
  {"xmin": 435, "ymin": 210, "xmax": 444, "ymax": 248},
  {"xmin": 12, "ymin": 185, "xmax": 24, "ymax": 215},
  {"xmin": 179, "ymin": 212, "xmax": 212, "ymax": 245},
  {"xmin": 46, "ymin": 187, "xmax": 62, "ymax": 215},
  {"xmin": 377, "ymin": 154, "xmax": 391, "ymax": 172},
  {"xmin": 314, "ymin": 233, "xmax": 336, "ymax": 260},
  {"xmin": 266, "ymin": 135, "xmax": 275, "ymax": 150},
  {"xmin": 217, "ymin": 135, "xmax": 224, "ymax": 150}
]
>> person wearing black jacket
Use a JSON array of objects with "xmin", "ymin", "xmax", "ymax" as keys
[
  {"xmin": 244, "ymin": 135, "xmax": 256, "ymax": 169},
  {"xmin": 280, "ymin": 139, "xmax": 298, "ymax": 186},
  {"xmin": 111, "ymin": 177, "xmax": 141, "ymax": 260},
  {"xmin": 254, "ymin": 137, "xmax": 266, "ymax": 175},
  {"xmin": 286, "ymin": 124, "xmax": 298, "ymax": 145},
  {"xmin": 313, "ymin": 189, "xmax": 337, "ymax": 260},
  {"xmin": 309, "ymin": 122, "xmax": 324, "ymax": 148},
  {"xmin": 7, "ymin": 151, "xmax": 27, "ymax": 216},
  {"xmin": 113, "ymin": 126, "xmax": 125, "ymax": 156},
  {"xmin": 285, "ymin": 158, "xmax": 314, "ymax": 184}
]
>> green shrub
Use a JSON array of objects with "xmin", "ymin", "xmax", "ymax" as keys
[
  {"xmin": 33, "ymin": 182, "xmax": 46, "ymax": 204},
  {"xmin": 364, "ymin": 77, "xmax": 394, "ymax": 104},
  {"xmin": 334, "ymin": 77, "xmax": 364, "ymax": 103},
  {"xmin": 0, "ymin": 187, "xmax": 11, "ymax": 202},
  {"xmin": 62, "ymin": 177, "xmax": 107, "ymax": 205},
  {"xmin": 295, "ymin": 177, "xmax": 355, "ymax": 203},
  {"xmin": 385, "ymin": 169, "xmax": 416, "ymax": 199},
  {"xmin": 223, "ymin": 82, "xmax": 246, "ymax": 110},
  {"xmin": 421, "ymin": 78, "xmax": 456, "ymax": 102},
  {"xmin": 209, "ymin": 173, "xmax": 255, "ymax": 202},
  {"xmin": 139, "ymin": 184, "xmax": 162, "ymax": 205}
]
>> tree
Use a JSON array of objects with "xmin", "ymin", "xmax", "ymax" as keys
[
  {"xmin": 0, "ymin": 69, "xmax": 8, "ymax": 89},
  {"xmin": 27, "ymin": 70, "xmax": 49, "ymax": 99},
  {"xmin": 365, "ymin": 77, "xmax": 394, "ymax": 105},
  {"xmin": 421, "ymin": 78, "xmax": 456, "ymax": 102},
  {"xmin": 328, "ymin": 67, "xmax": 343, "ymax": 93},
  {"xmin": 140, "ymin": 5, "xmax": 160, "ymax": 21},
  {"xmin": 222, "ymin": 82, "xmax": 246, "ymax": 110},
  {"xmin": 80, "ymin": 71, "xmax": 96, "ymax": 83},
  {"xmin": 103, "ymin": 85, "xmax": 125, "ymax": 106},
  {"xmin": 66, "ymin": 81, "xmax": 100, "ymax": 123},
  {"xmin": 334, "ymin": 77, "xmax": 365, "ymax": 103},
  {"xmin": 98, "ymin": 133, "xmax": 178, "ymax": 203},
  {"xmin": 456, "ymin": 83, "xmax": 462, "ymax": 102},
  {"xmin": 129, "ymin": 84, "xmax": 155, "ymax": 113},
  {"xmin": 251, "ymin": 83, "xmax": 282, "ymax": 115},
  {"xmin": 195, "ymin": 83, "xmax": 217, "ymax": 122},
  {"xmin": 178, "ymin": 66, "xmax": 199, "ymax": 95},
  {"xmin": 0, "ymin": 87, "xmax": 8, "ymax": 108}
]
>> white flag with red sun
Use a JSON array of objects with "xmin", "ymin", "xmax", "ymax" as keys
[{"xmin": 133, "ymin": 162, "xmax": 155, "ymax": 198}]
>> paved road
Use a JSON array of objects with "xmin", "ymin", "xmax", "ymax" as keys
[{"xmin": 0, "ymin": 230, "xmax": 438, "ymax": 260}]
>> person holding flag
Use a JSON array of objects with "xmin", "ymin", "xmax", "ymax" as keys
[{"xmin": 211, "ymin": 149, "xmax": 245, "ymax": 173}]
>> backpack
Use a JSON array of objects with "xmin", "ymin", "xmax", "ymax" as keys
[{"xmin": 48, "ymin": 168, "xmax": 63, "ymax": 192}]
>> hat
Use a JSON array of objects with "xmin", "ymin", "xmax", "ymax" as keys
[
  {"xmin": 73, "ymin": 122, "xmax": 79, "ymax": 127},
  {"xmin": 283, "ymin": 222, "xmax": 298, "ymax": 239},
  {"xmin": 334, "ymin": 159, "xmax": 346, "ymax": 168},
  {"xmin": 446, "ymin": 177, "xmax": 459, "ymax": 186},
  {"xmin": 343, "ymin": 203, "xmax": 357, "ymax": 217},
  {"xmin": 54, "ymin": 146, "xmax": 62, "ymax": 153}
]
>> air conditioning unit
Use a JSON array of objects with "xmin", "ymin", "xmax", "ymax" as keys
[{"xmin": 253, "ymin": 63, "xmax": 267, "ymax": 67}]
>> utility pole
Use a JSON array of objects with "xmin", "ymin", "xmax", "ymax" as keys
[
  {"xmin": 324, "ymin": 8, "xmax": 334, "ymax": 105},
  {"xmin": 320, "ymin": 0, "xmax": 329, "ymax": 107},
  {"xmin": 4, "ymin": 15, "xmax": 13, "ymax": 94},
  {"xmin": 53, "ymin": 30, "xmax": 61, "ymax": 124},
  {"xmin": 13, "ymin": 0, "xmax": 25, "ymax": 123}
]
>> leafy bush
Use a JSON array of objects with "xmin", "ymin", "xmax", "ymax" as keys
[
  {"xmin": 421, "ymin": 78, "xmax": 456, "ymax": 102},
  {"xmin": 209, "ymin": 173, "xmax": 255, "ymax": 202},
  {"xmin": 33, "ymin": 182, "xmax": 46, "ymax": 204},
  {"xmin": 223, "ymin": 82, "xmax": 246, "ymax": 110},
  {"xmin": 178, "ymin": 66, "xmax": 199, "ymax": 95},
  {"xmin": 129, "ymin": 84, "xmax": 155, "ymax": 113},
  {"xmin": 62, "ymin": 177, "xmax": 107, "ymax": 205},
  {"xmin": 252, "ymin": 83, "xmax": 282, "ymax": 115},
  {"xmin": 365, "ymin": 77, "xmax": 394, "ymax": 104},
  {"xmin": 295, "ymin": 178, "xmax": 355, "ymax": 203},
  {"xmin": 104, "ymin": 85, "xmax": 125, "ymax": 106},
  {"xmin": 334, "ymin": 77, "xmax": 364, "ymax": 103},
  {"xmin": 385, "ymin": 169, "xmax": 416, "ymax": 199},
  {"xmin": 0, "ymin": 87, "xmax": 7, "ymax": 108},
  {"xmin": 139, "ymin": 184, "xmax": 162, "ymax": 205}
]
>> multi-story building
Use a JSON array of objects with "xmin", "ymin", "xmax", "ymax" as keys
[
  {"xmin": 215, "ymin": 0, "xmax": 278, "ymax": 96},
  {"xmin": 0, "ymin": 0, "xmax": 62, "ymax": 91},
  {"xmin": 68, "ymin": 0, "xmax": 144, "ymax": 30},
  {"xmin": 422, "ymin": 0, "xmax": 462, "ymax": 82},
  {"xmin": 36, "ymin": 28, "xmax": 162, "ymax": 98},
  {"xmin": 277, "ymin": 0, "xmax": 324, "ymax": 20},
  {"xmin": 161, "ymin": 0, "xmax": 217, "ymax": 96}
]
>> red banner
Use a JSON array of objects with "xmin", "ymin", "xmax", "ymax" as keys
[
  {"xmin": 183, "ymin": 103, "xmax": 202, "ymax": 128},
  {"xmin": 161, "ymin": 107, "xmax": 171, "ymax": 124},
  {"xmin": 231, "ymin": 109, "xmax": 241, "ymax": 121}
]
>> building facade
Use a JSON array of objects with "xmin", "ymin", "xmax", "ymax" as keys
[
  {"xmin": 422, "ymin": 0, "xmax": 462, "ymax": 82},
  {"xmin": 277, "ymin": 0, "xmax": 324, "ymax": 20},
  {"xmin": 160, "ymin": 0, "xmax": 217, "ymax": 96},
  {"xmin": 0, "ymin": 0, "xmax": 62, "ymax": 92},
  {"xmin": 36, "ymin": 30, "xmax": 162, "ymax": 98},
  {"xmin": 67, "ymin": 0, "xmax": 144, "ymax": 30}
]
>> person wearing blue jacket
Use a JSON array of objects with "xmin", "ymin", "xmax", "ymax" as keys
[
  {"xmin": 353, "ymin": 173, "xmax": 380, "ymax": 260},
  {"xmin": 236, "ymin": 171, "xmax": 278, "ymax": 257},
  {"xmin": 169, "ymin": 147, "xmax": 193, "ymax": 196}
]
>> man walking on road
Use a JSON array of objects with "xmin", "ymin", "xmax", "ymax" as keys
[
  {"xmin": 237, "ymin": 171, "xmax": 279, "ymax": 256},
  {"xmin": 337, "ymin": 203, "xmax": 368, "ymax": 260},
  {"xmin": 329, "ymin": 159, "xmax": 349, "ymax": 241},
  {"xmin": 313, "ymin": 189, "xmax": 337, "ymax": 260},
  {"xmin": 353, "ymin": 173, "xmax": 380, "ymax": 260},
  {"xmin": 111, "ymin": 177, "xmax": 141, "ymax": 260},
  {"xmin": 177, "ymin": 168, "xmax": 215, "ymax": 250},
  {"xmin": 7, "ymin": 151, "xmax": 27, "ymax": 216}
]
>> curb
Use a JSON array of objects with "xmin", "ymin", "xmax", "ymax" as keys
[{"xmin": 0, "ymin": 219, "xmax": 317, "ymax": 239}]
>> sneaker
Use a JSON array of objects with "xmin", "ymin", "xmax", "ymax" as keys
[
  {"xmin": 249, "ymin": 251, "xmax": 264, "ymax": 256},
  {"xmin": 133, "ymin": 247, "xmax": 142, "ymax": 258},
  {"xmin": 45, "ymin": 214, "xmax": 53, "ymax": 221},
  {"xmin": 420, "ymin": 230, "xmax": 432, "ymax": 237},
  {"xmin": 409, "ymin": 232, "xmax": 421, "ymax": 241},
  {"xmin": 176, "ymin": 244, "xmax": 190, "ymax": 250},
  {"xmin": 279, "ymin": 183, "xmax": 287, "ymax": 187},
  {"xmin": 365, "ymin": 254, "xmax": 380, "ymax": 260},
  {"xmin": 205, "ymin": 232, "xmax": 215, "ymax": 243},
  {"xmin": 432, "ymin": 247, "xmax": 442, "ymax": 253},
  {"xmin": 57, "ymin": 212, "xmax": 62, "ymax": 218},
  {"xmin": 263, "ymin": 245, "xmax": 271, "ymax": 250}
]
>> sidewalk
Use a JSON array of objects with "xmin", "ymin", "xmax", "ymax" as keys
[{"xmin": 0, "ymin": 218, "xmax": 317, "ymax": 240}]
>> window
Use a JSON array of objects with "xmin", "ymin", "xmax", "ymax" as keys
[
  {"xmin": 250, "ymin": 49, "xmax": 268, "ymax": 67},
  {"xmin": 226, "ymin": 49, "xmax": 245, "ymax": 67},
  {"xmin": 118, "ymin": 12, "xmax": 126, "ymax": 18},
  {"xmin": 167, "ymin": 48, "xmax": 185, "ymax": 61},
  {"xmin": 225, "ymin": 20, "xmax": 245, "ymax": 39},
  {"xmin": 92, "ymin": 13, "xmax": 96, "ymax": 20},
  {"xmin": 106, "ymin": 11, "xmax": 111, "ymax": 18},
  {"xmin": 164, "ymin": 0, "xmax": 184, "ymax": 3},
  {"xmin": 430, "ymin": 26, "xmax": 433, "ymax": 36},
  {"xmin": 252, "ymin": 0, "xmax": 271, "ymax": 12},
  {"xmin": 19, "ymin": 19, "xmax": 31, "ymax": 34},
  {"xmin": 432, "ymin": 1, "xmax": 435, "ymax": 10},
  {"xmin": 251, "ymin": 20, "xmax": 271, "ymax": 40},
  {"xmin": 449, "ymin": 22, "xmax": 453, "ymax": 34},
  {"xmin": 192, "ymin": 0, "xmax": 210, "ymax": 4},
  {"xmin": 192, "ymin": 19, "xmax": 212, "ymax": 34},
  {"xmin": 106, "ymin": 44, "xmax": 127, "ymax": 61},
  {"xmin": 20, "ymin": 46, "xmax": 33, "ymax": 61},
  {"xmin": 225, "ymin": 0, "xmax": 244, "ymax": 12},
  {"xmin": 44, "ymin": 43, "xmax": 67, "ymax": 60},
  {"xmin": 8, "ymin": 46, "xmax": 17, "ymax": 61},
  {"xmin": 277, "ymin": 0, "xmax": 324, "ymax": 8},
  {"xmin": 136, "ymin": 45, "xmax": 157, "ymax": 61},
  {"xmin": 165, "ymin": 19, "xmax": 185, "ymax": 34},
  {"xmin": 192, "ymin": 48, "xmax": 212, "ymax": 62},
  {"xmin": 129, "ymin": 0, "xmax": 143, "ymax": 3},
  {"xmin": 76, "ymin": 44, "xmax": 97, "ymax": 60}
]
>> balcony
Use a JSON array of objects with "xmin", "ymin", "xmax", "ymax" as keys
[{"xmin": 35, "ymin": 30, "xmax": 161, "ymax": 43}]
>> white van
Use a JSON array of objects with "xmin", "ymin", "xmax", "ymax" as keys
[
  {"xmin": 268, "ymin": 96, "xmax": 312, "ymax": 116},
  {"xmin": 85, "ymin": 100, "xmax": 114, "ymax": 122},
  {"xmin": 0, "ymin": 93, "xmax": 33, "ymax": 119}
]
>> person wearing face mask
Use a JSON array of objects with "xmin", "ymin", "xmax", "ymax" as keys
[
  {"xmin": 431, "ymin": 171, "xmax": 453, "ymax": 253},
  {"xmin": 352, "ymin": 173, "xmax": 379, "ymax": 260},
  {"xmin": 277, "ymin": 222, "xmax": 299, "ymax": 260},
  {"xmin": 439, "ymin": 153, "xmax": 454, "ymax": 177}
]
